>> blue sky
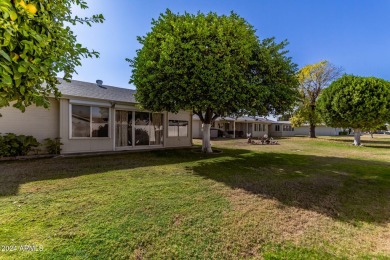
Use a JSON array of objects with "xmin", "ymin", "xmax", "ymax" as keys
[{"xmin": 69, "ymin": 0, "xmax": 390, "ymax": 89}]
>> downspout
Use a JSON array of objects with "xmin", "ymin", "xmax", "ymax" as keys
[
  {"xmin": 233, "ymin": 121, "xmax": 236, "ymax": 139},
  {"xmin": 190, "ymin": 111, "xmax": 193, "ymax": 146}
]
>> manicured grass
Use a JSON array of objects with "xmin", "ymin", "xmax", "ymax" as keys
[{"xmin": 0, "ymin": 135, "xmax": 389, "ymax": 259}]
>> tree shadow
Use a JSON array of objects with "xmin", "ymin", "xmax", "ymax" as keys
[
  {"xmin": 322, "ymin": 137, "xmax": 390, "ymax": 150},
  {"xmin": 326, "ymin": 138, "xmax": 390, "ymax": 146},
  {"xmin": 192, "ymin": 149, "xmax": 390, "ymax": 224},
  {"xmin": 1, "ymin": 147, "xmax": 389, "ymax": 224},
  {"xmin": 0, "ymin": 149, "xmax": 247, "ymax": 197}
]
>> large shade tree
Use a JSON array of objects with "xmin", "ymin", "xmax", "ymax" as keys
[
  {"xmin": 0, "ymin": 0, "xmax": 104, "ymax": 112},
  {"xmin": 129, "ymin": 10, "xmax": 298, "ymax": 153},
  {"xmin": 318, "ymin": 75, "xmax": 390, "ymax": 145},
  {"xmin": 290, "ymin": 61, "xmax": 343, "ymax": 138}
]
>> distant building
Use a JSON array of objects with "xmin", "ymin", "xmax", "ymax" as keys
[
  {"xmin": 193, "ymin": 116, "xmax": 342, "ymax": 138},
  {"xmin": 293, "ymin": 124, "xmax": 343, "ymax": 136}
]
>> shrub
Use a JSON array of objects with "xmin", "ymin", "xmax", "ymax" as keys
[
  {"xmin": 43, "ymin": 138, "xmax": 63, "ymax": 155},
  {"xmin": 0, "ymin": 133, "xmax": 40, "ymax": 157}
]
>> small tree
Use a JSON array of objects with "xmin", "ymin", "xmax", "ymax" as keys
[
  {"xmin": 318, "ymin": 75, "xmax": 390, "ymax": 145},
  {"xmin": 0, "ymin": 0, "xmax": 104, "ymax": 111},
  {"xmin": 363, "ymin": 124, "xmax": 388, "ymax": 138},
  {"xmin": 129, "ymin": 10, "xmax": 298, "ymax": 153},
  {"xmin": 290, "ymin": 61, "xmax": 343, "ymax": 137}
]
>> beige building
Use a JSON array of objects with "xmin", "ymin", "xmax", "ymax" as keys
[{"xmin": 0, "ymin": 79, "xmax": 192, "ymax": 154}]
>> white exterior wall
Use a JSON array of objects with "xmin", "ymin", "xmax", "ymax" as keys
[
  {"xmin": 293, "ymin": 126, "xmax": 309, "ymax": 136},
  {"xmin": 192, "ymin": 120, "xmax": 202, "ymax": 138},
  {"xmin": 294, "ymin": 126, "xmax": 341, "ymax": 136},
  {"xmin": 269, "ymin": 124, "xmax": 295, "ymax": 137},
  {"xmin": 165, "ymin": 112, "xmax": 192, "ymax": 148},
  {"xmin": 0, "ymin": 99, "xmax": 59, "ymax": 142},
  {"xmin": 251, "ymin": 123, "xmax": 270, "ymax": 138}
]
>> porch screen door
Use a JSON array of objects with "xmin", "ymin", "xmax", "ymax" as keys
[{"xmin": 116, "ymin": 111, "xmax": 132, "ymax": 147}]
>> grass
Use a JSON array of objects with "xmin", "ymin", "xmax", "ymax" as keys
[{"xmin": 0, "ymin": 135, "xmax": 389, "ymax": 259}]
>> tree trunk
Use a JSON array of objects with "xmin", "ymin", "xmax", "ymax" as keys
[
  {"xmin": 202, "ymin": 123, "xmax": 213, "ymax": 153},
  {"xmin": 309, "ymin": 123, "xmax": 316, "ymax": 138},
  {"xmin": 353, "ymin": 129, "xmax": 361, "ymax": 146},
  {"xmin": 309, "ymin": 104, "xmax": 316, "ymax": 138}
]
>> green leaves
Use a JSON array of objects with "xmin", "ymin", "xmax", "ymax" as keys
[
  {"xmin": 0, "ymin": 0, "xmax": 104, "ymax": 111},
  {"xmin": 9, "ymin": 10, "xmax": 17, "ymax": 21},
  {"xmin": 318, "ymin": 75, "xmax": 390, "ymax": 129},
  {"xmin": 129, "ymin": 10, "xmax": 298, "ymax": 122},
  {"xmin": 0, "ymin": 50, "xmax": 11, "ymax": 62},
  {"xmin": 291, "ymin": 61, "xmax": 343, "ymax": 134}
]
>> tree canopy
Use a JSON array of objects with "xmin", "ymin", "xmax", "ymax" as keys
[
  {"xmin": 318, "ymin": 75, "xmax": 390, "ymax": 144},
  {"xmin": 0, "ymin": 0, "xmax": 104, "ymax": 111},
  {"xmin": 129, "ymin": 10, "xmax": 298, "ymax": 152},
  {"xmin": 290, "ymin": 60, "xmax": 343, "ymax": 137}
]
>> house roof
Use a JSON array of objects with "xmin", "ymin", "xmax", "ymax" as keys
[
  {"xmin": 193, "ymin": 114, "xmax": 275, "ymax": 124},
  {"xmin": 56, "ymin": 79, "xmax": 137, "ymax": 103},
  {"xmin": 274, "ymin": 121, "xmax": 292, "ymax": 125},
  {"xmin": 236, "ymin": 116, "xmax": 275, "ymax": 124},
  {"xmin": 218, "ymin": 116, "xmax": 236, "ymax": 121}
]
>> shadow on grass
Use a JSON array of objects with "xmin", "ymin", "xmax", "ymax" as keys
[
  {"xmin": 326, "ymin": 138, "xmax": 390, "ymax": 146},
  {"xmin": 0, "ymin": 149, "xmax": 229, "ymax": 197},
  {"xmin": 192, "ymin": 149, "xmax": 390, "ymax": 224},
  {"xmin": 1, "ymin": 147, "xmax": 389, "ymax": 224}
]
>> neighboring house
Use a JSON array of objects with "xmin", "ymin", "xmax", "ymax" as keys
[
  {"xmin": 294, "ymin": 124, "xmax": 343, "ymax": 136},
  {"xmin": 192, "ymin": 115, "xmax": 274, "ymax": 138},
  {"xmin": 269, "ymin": 121, "xmax": 295, "ymax": 137},
  {"xmin": 0, "ymin": 79, "xmax": 192, "ymax": 154},
  {"xmin": 193, "ymin": 116, "xmax": 345, "ymax": 138}
]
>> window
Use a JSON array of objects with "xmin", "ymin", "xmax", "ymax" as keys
[
  {"xmin": 150, "ymin": 113, "xmax": 164, "ymax": 145},
  {"xmin": 115, "ymin": 110, "xmax": 132, "ymax": 146},
  {"xmin": 135, "ymin": 112, "xmax": 150, "ymax": 146},
  {"xmin": 275, "ymin": 125, "xmax": 280, "ymax": 131},
  {"xmin": 282, "ymin": 125, "xmax": 293, "ymax": 131},
  {"xmin": 92, "ymin": 107, "xmax": 109, "ymax": 137},
  {"xmin": 168, "ymin": 120, "xmax": 179, "ymax": 137},
  {"xmin": 116, "ymin": 111, "xmax": 164, "ymax": 147},
  {"xmin": 168, "ymin": 120, "xmax": 188, "ymax": 137},
  {"xmin": 72, "ymin": 105, "xmax": 109, "ymax": 138},
  {"xmin": 255, "ymin": 124, "xmax": 266, "ymax": 132}
]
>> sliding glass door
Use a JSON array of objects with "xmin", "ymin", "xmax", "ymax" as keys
[
  {"xmin": 115, "ymin": 111, "xmax": 132, "ymax": 147},
  {"xmin": 135, "ymin": 112, "xmax": 150, "ymax": 146},
  {"xmin": 115, "ymin": 110, "xmax": 163, "ymax": 148},
  {"xmin": 150, "ymin": 113, "xmax": 164, "ymax": 145}
]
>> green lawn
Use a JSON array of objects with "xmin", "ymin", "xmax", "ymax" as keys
[{"xmin": 0, "ymin": 135, "xmax": 389, "ymax": 259}]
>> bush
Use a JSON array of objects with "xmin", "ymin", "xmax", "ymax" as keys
[
  {"xmin": 0, "ymin": 133, "xmax": 40, "ymax": 157},
  {"xmin": 43, "ymin": 138, "xmax": 63, "ymax": 154},
  {"xmin": 339, "ymin": 131, "xmax": 348, "ymax": 136}
]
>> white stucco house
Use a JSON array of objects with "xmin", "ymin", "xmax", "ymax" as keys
[
  {"xmin": 269, "ymin": 121, "xmax": 295, "ymax": 137},
  {"xmin": 193, "ymin": 117, "xmax": 344, "ymax": 138},
  {"xmin": 192, "ymin": 115, "xmax": 277, "ymax": 138},
  {"xmin": 0, "ymin": 79, "xmax": 192, "ymax": 154}
]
